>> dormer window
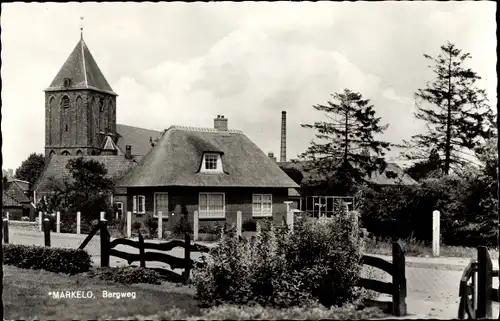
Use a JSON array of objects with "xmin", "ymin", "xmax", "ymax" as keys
[
  {"xmin": 63, "ymin": 78, "xmax": 71, "ymax": 87},
  {"xmin": 205, "ymin": 154, "xmax": 218, "ymax": 170},
  {"xmin": 200, "ymin": 153, "xmax": 223, "ymax": 173}
]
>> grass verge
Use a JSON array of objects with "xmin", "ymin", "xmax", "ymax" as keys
[
  {"xmin": 3, "ymin": 265, "xmax": 200, "ymax": 320},
  {"xmin": 364, "ymin": 236, "xmax": 500, "ymax": 260}
]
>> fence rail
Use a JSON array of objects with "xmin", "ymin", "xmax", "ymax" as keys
[{"xmin": 358, "ymin": 241, "xmax": 407, "ymax": 317}]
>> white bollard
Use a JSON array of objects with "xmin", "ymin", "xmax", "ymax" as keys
[
  {"xmin": 158, "ymin": 211, "xmax": 163, "ymax": 239},
  {"xmin": 193, "ymin": 211, "xmax": 199, "ymax": 241},
  {"xmin": 432, "ymin": 210, "xmax": 440, "ymax": 257},
  {"xmin": 126, "ymin": 211, "xmax": 132, "ymax": 238},
  {"xmin": 56, "ymin": 211, "xmax": 60, "ymax": 233},
  {"xmin": 76, "ymin": 212, "xmax": 81, "ymax": 235},
  {"xmin": 284, "ymin": 201, "xmax": 294, "ymax": 231},
  {"xmin": 6, "ymin": 212, "xmax": 9, "ymax": 220},
  {"xmin": 100, "ymin": 211, "xmax": 106, "ymax": 221},
  {"xmin": 39, "ymin": 212, "xmax": 43, "ymax": 231},
  {"xmin": 236, "ymin": 211, "xmax": 242, "ymax": 238}
]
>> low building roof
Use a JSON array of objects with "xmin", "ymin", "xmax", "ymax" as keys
[{"xmin": 117, "ymin": 125, "xmax": 300, "ymax": 188}]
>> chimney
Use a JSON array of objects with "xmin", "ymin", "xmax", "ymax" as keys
[
  {"xmin": 268, "ymin": 152, "xmax": 276, "ymax": 162},
  {"xmin": 125, "ymin": 145, "xmax": 132, "ymax": 159},
  {"xmin": 280, "ymin": 111, "xmax": 287, "ymax": 162},
  {"xmin": 214, "ymin": 115, "xmax": 228, "ymax": 131}
]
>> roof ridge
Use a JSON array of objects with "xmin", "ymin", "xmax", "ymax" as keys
[
  {"xmin": 81, "ymin": 39, "xmax": 88, "ymax": 87},
  {"xmin": 12, "ymin": 179, "xmax": 30, "ymax": 184},
  {"xmin": 167, "ymin": 125, "xmax": 243, "ymax": 134}
]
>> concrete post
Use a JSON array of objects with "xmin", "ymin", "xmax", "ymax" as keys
[
  {"xmin": 38, "ymin": 211, "xmax": 43, "ymax": 231},
  {"xmin": 158, "ymin": 211, "xmax": 163, "ymax": 239},
  {"xmin": 236, "ymin": 211, "xmax": 242, "ymax": 238},
  {"xmin": 193, "ymin": 211, "xmax": 199, "ymax": 241},
  {"xmin": 432, "ymin": 210, "xmax": 440, "ymax": 257},
  {"xmin": 76, "ymin": 211, "xmax": 81, "ymax": 234},
  {"xmin": 56, "ymin": 211, "xmax": 60, "ymax": 233},
  {"xmin": 126, "ymin": 211, "xmax": 132, "ymax": 238}
]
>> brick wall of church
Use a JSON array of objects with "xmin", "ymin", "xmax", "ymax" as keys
[{"xmin": 45, "ymin": 90, "xmax": 116, "ymax": 157}]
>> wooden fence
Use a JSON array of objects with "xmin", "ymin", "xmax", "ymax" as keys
[
  {"xmin": 78, "ymin": 219, "xmax": 211, "ymax": 284},
  {"xmin": 458, "ymin": 246, "xmax": 500, "ymax": 319},
  {"xmin": 358, "ymin": 242, "xmax": 407, "ymax": 317}
]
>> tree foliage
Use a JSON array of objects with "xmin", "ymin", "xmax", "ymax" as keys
[
  {"xmin": 404, "ymin": 41, "xmax": 496, "ymax": 174},
  {"xmin": 36, "ymin": 157, "xmax": 114, "ymax": 224},
  {"xmin": 404, "ymin": 148, "xmax": 443, "ymax": 182},
  {"xmin": 300, "ymin": 88, "xmax": 395, "ymax": 195},
  {"xmin": 15, "ymin": 153, "xmax": 45, "ymax": 185}
]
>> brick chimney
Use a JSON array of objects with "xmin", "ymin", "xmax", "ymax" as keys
[
  {"xmin": 280, "ymin": 111, "xmax": 287, "ymax": 162},
  {"xmin": 125, "ymin": 145, "xmax": 132, "ymax": 159},
  {"xmin": 214, "ymin": 115, "xmax": 228, "ymax": 131},
  {"xmin": 268, "ymin": 152, "xmax": 276, "ymax": 162}
]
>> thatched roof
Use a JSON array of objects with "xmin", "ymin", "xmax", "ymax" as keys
[
  {"xmin": 117, "ymin": 126, "xmax": 300, "ymax": 188},
  {"xmin": 278, "ymin": 159, "xmax": 418, "ymax": 186},
  {"xmin": 115, "ymin": 124, "xmax": 163, "ymax": 157},
  {"xmin": 33, "ymin": 155, "xmax": 138, "ymax": 193}
]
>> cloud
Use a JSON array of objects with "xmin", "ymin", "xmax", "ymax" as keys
[{"xmin": 1, "ymin": 2, "xmax": 496, "ymax": 169}]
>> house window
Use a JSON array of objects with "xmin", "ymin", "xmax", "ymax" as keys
[
  {"xmin": 115, "ymin": 202, "xmax": 123, "ymax": 220},
  {"xmin": 253, "ymin": 194, "xmax": 273, "ymax": 217},
  {"xmin": 62, "ymin": 96, "xmax": 70, "ymax": 109},
  {"xmin": 132, "ymin": 195, "xmax": 146, "ymax": 214},
  {"xmin": 205, "ymin": 154, "xmax": 218, "ymax": 170},
  {"xmin": 199, "ymin": 193, "xmax": 225, "ymax": 218},
  {"xmin": 154, "ymin": 193, "xmax": 168, "ymax": 218}
]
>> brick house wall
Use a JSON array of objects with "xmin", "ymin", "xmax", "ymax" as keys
[{"xmin": 124, "ymin": 186, "xmax": 289, "ymax": 230}]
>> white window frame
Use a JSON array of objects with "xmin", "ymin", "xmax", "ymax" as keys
[
  {"xmin": 132, "ymin": 195, "xmax": 146, "ymax": 214},
  {"xmin": 198, "ymin": 192, "xmax": 225, "ymax": 219},
  {"xmin": 252, "ymin": 194, "xmax": 273, "ymax": 217},
  {"xmin": 153, "ymin": 192, "xmax": 169, "ymax": 218},
  {"xmin": 200, "ymin": 153, "xmax": 223, "ymax": 173}
]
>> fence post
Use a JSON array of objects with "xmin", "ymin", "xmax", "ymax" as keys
[
  {"xmin": 158, "ymin": 211, "xmax": 163, "ymax": 239},
  {"xmin": 56, "ymin": 211, "xmax": 61, "ymax": 233},
  {"xmin": 126, "ymin": 211, "xmax": 132, "ymax": 238},
  {"xmin": 6, "ymin": 212, "xmax": 9, "ymax": 221},
  {"xmin": 432, "ymin": 210, "xmax": 440, "ymax": 257},
  {"xmin": 38, "ymin": 211, "xmax": 43, "ymax": 231},
  {"xmin": 392, "ymin": 241, "xmax": 407, "ymax": 316},
  {"xmin": 43, "ymin": 218, "xmax": 51, "ymax": 247},
  {"xmin": 183, "ymin": 232, "xmax": 191, "ymax": 285},
  {"xmin": 100, "ymin": 219, "xmax": 109, "ymax": 267},
  {"xmin": 284, "ymin": 201, "xmax": 294, "ymax": 231},
  {"xmin": 138, "ymin": 232, "xmax": 146, "ymax": 268},
  {"xmin": 236, "ymin": 211, "xmax": 242, "ymax": 238},
  {"xmin": 477, "ymin": 246, "xmax": 493, "ymax": 318},
  {"xmin": 193, "ymin": 211, "xmax": 199, "ymax": 241},
  {"xmin": 100, "ymin": 211, "xmax": 106, "ymax": 221},
  {"xmin": 76, "ymin": 212, "xmax": 81, "ymax": 234},
  {"xmin": 3, "ymin": 218, "xmax": 9, "ymax": 244}
]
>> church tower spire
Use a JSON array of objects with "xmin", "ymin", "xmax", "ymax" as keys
[{"xmin": 44, "ymin": 25, "xmax": 118, "ymax": 158}]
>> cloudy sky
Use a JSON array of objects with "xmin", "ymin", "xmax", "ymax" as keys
[{"xmin": 1, "ymin": 2, "xmax": 496, "ymax": 171}]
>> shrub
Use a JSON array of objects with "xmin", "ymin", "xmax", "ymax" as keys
[
  {"xmin": 87, "ymin": 266, "xmax": 162, "ymax": 285},
  {"xmin": 3, "ymin": 244, "xmax": 92, "ymax": 274},
  {"xmin": 242, "ymin": 219, "xmax": 257, "ymax": 232},
  {"xmin": 145, "ymin": 216, "xmax": 159, "ymax": 236},
  {"xmin": 198, "ymin": 221, "xmax": 225, "ymax": 234},
  {"xmin": 132, "ymin": 221, "xmax": 142, "ymax": 232},
  {"xmin": 192, "ymin": 208, "xmax": 363, "ymax": 309}
]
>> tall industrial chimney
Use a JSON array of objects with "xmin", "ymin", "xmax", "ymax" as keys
[{"xmin": 280, "ymin": 111, "xmax": 287, "ymax": 162}]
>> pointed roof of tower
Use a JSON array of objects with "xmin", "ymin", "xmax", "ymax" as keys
[
  {"xmin": 102, "ymin": 134, "xmax": 121, "ymax": 152},
  {"xmin": 45, "ymin": 36, "xmax": 117, "ymax": 96}
]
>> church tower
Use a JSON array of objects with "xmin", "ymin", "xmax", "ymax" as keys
[{"xmin": 44, "ymin": 30, "xmax": 118, "ymax": 158}]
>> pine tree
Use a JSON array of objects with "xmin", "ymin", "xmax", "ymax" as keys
[
  {"xmin": 404, "ymin": 41, "xmax": 495, "ymax": 174},
  {"xmin": 300, "ymin": 88, "xmax": 394, "ymax": 194}
]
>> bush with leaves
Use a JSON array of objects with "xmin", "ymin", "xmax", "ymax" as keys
[
  {"xmin": 192, "ymin": 207, "xmax": 364, "ymax": 309},
  {"xmin": 3, "ymin": 244, "xmax": 92, "ymax": 275}
]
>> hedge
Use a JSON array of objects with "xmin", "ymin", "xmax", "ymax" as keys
[{"xmin": 3, "ymin": 244, "xmax": 92, "ymax": 275}]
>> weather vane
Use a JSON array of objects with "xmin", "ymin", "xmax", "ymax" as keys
[{"xmin": 80, "ymin": 16, "xmax": 84, "ymax": 38}]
